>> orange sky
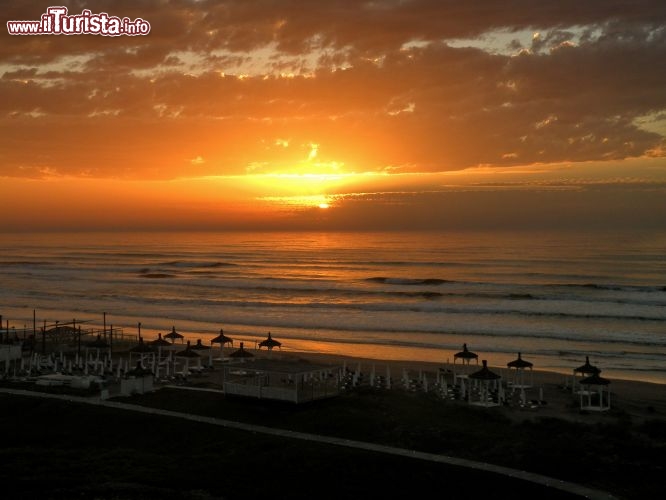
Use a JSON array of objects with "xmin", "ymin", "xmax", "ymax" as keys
[{"xmin": 1, "ymin": 0, "xmax": 665, "ymax": 231}]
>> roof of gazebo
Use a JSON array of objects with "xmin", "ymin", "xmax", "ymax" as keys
[
  {"xmin": 507, "ymin": 352, "xmax": 533, "ymax": 369},
  {"xmin": 149, "ymin": 333, "xmax": 172, "ymax": 347},
  {"xmin": 258, "ymin": 332, "xmax": 282, "ymax": 349},
  {"xmin": 211, "ymin": 329, "xmax": 233, "ymax": 345},
  {"xmin": 164, "ymin": 326, "xmax": 184, "ymax": 340},
  {"xmin": 469, "ymin": 360, "xmax": 501, "ymax": 380},
  {"xmin": 454, "ymin": 343, "xmax": 478, "ymax": 360},
  {"xmin": 574, "ymin": 356, "xmax": 600, "ymax": 375},
  {"xmin": 229, "ymin": 342, "xmax": 254, "ymax": 358},
  {"xmin": 191, "ymin": 339, "xmax": 211, "ymax": 350},
  {"xmin": 175, "ymin": 340, "xmax": 200, "ymax": 358}
]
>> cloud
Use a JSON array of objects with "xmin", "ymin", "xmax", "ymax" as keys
[{"xmin": 1, "ymin": 0, "xmax": 665, "ymax": 180}]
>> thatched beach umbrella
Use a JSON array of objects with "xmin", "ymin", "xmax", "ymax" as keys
[
  {"xmin": 191, "ymin": 339, "xmax": 213, "ymax": 367},
  {"xmin": 229, "ymin": 342, "xmax": 254, "ymax": 361},
  {"xmin": 507, "ymin": 352, "xmax": 534, "ymax": 389},
  {"xmin": 149, "ymin": 333, "xmax": 173, "ymax": 374},
  {"xmin": 469, "ymin": 360, "xmax": 501, "ymax": 406},
  {"xmin": 258, "ymin": 332, "xmax": 282, "ymax": 351},
  {"xmin": 175, "ymin": 340, "xmax": 201, "ymax": 374},
  {"xmin": 164, "ymin": 326, "xmax": 185, "ymax": 344},
  {"xmin": 573, "ymin": 355, "xmax": 600, "ymax": 393},
  {"xmin": 453, "ymin": 343, "xmax": 479, "ymax": 381},
  {"xmin": 211, "ymin": 329, "xmax": 233, "ymax": 359}
]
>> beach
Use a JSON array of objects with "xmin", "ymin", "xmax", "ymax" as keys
[{"xmin": 2, "ymin": 340, "xmax": 665, "ymax": 499}]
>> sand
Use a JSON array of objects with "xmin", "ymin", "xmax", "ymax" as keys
[{"xmin": 189, "ymin": 348, "xmax": 666, "ymax": 425}]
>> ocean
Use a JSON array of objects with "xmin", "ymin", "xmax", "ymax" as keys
[{"xmin": 1, "ymin": 230, "xmax": 665, "ymax": 384}]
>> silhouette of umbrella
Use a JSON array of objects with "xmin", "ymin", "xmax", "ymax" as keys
[
  {"xmin": 454, "ymin": 343, "xmax": 478, "ymax": 363},
  {"xmin": 211, "ymin": 329, "xmax": 233, "ymax": 347},
  {"xmin": 164, "ymin": 326, "xmax": 185, "ymax": 344},
  {"xmin": 469, "ymin": 360, "xmax": 501, "ymax": 381},
  {"xmin": 229, "ymin": 342, "xmax": 254, "ymax": 359},
  {"xmin": 507, "ymin": 352, "xmax": 533, "ymax": 369},
  {"xmin": 191, "ymin": 339, "xmax": 212, "ymax": 366},
  {"xmin": 211, "ymin": 329, "xmax": 233, "ymax": 359},
  {"xmin": 149, "ymin": 333, "xmax": 171, "ymax": 348},
  {"xmin": 258, "ymin": 332, "xmax": 281, "ymax": 350},
  {"xmin": 469, "ymin": 360, "xmax": 501, "ymax": 406},
  {"xmin": 174, "ymin": 340, "xmax": 201, "ymax": 374},
  {"xmin": 507, "ymin": 352, "xmax": 534, "ymax": 389},
  {"xmin": 574, "ymin": 355, "xmax": 600, "ymax": 375}
]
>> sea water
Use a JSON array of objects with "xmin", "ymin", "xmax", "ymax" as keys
[{"xmin": 1, "ymin": 230, "xmax": 665, "ymax": 384}]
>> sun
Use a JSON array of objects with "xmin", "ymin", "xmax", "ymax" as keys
[{"xmin": 318, "ymin": 203, "xmax": 330, "ymax": 209}]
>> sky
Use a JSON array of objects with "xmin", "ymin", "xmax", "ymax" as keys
[{"xmin": 1, "ymin": 0, "xmax": 665, "ymax": 232}]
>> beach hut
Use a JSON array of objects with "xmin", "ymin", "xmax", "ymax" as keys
[
  {"xmin": 229, "ymin": 342, "xmax": 254, "ymax": 361},
  {"xmin": 507, "ymin": 352, "xmax": 534, "ymax": 390},
  {"xmin": 579, "ymin": 371, "xmax": 611, "ymax": 412},
  {"xmin": 164, "ymin": 326, "xmax": 185, "ymax": 344},
  {"xmin": 211, "ymin": 329, "xmax": 233, "ymax": 360},
  {"xmin": 258, "ymin": 332, "xmax": 282, "ymax": 352},
  {"xmin": 468, "ymin": 360, "xmax": 502, "ymax": 407},
  {"xmin": 572, "ymin": 356, "xmax": 600, "ymax": 394}
]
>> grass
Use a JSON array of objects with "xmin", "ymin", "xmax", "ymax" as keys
[{"xmin": 1, "ymin": 385, "xmax": 664, "ymax": 499}]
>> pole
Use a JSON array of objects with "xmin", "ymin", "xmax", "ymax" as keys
[
  {"xmin": 103, "ymin": 312, "xmax": 107, "ymax": 340},
  {"xmin": 42, "ymin": 319, "xmax": 46, "ymax": 354}
]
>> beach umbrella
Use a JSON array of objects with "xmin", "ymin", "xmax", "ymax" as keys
[
  {"xmin": 191, "ymin": 339, "xmax": 212, "ymax": 366},
  {"xmin": 574, "ymin": 356, "xmax": 600, "ymax": 375},
  {"xmin": 229, "ymin": 342, "xmax": 254, "ymax": 360},
  {"xmin": 211, "ymin": 328, "xmax": 233, "ymax": 359},
  {"xmin": 469, "ymin": 360, "xmax": 501, "ymax": 406},
  {"xmin": 507, "ymin": 352, "xmax": 534, "ymax": 389},
  {"xmin": 454, "ymin": 343, "xmax": 479, "ymax": 363},
  {"xmin": 573, "ymin": 355, "xmax": 600, "ymax": 393},
  {"xmin": 164, "ymin": 326, "xmax": 185, "ymax": 344},
  {"xmin": 258, "ymin": 332, "xmax": 282, "ymax": 351},
  {"xmin": 453, "ymin": 343, "xmax": 479, "ymax": 380},
  {"xmin": 175, "ymin": 340, "xmax": 201, "ymax": 374},
  {"xmin": 149, "ymin": 332, "xmax": 173, "ymax": 367}
]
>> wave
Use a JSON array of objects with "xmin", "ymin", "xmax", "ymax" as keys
[
  {"xmin": 156, "ymin": 260, "xmax": 237, "ymax": 269},
  {"xmin": 366, "ymin": 277, "xmax": 452, "ymax": 285}
]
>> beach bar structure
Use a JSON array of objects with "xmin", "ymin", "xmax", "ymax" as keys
[{"xmin": 223, "ymin": 359, "xmax": 342, "ymax": 403}]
